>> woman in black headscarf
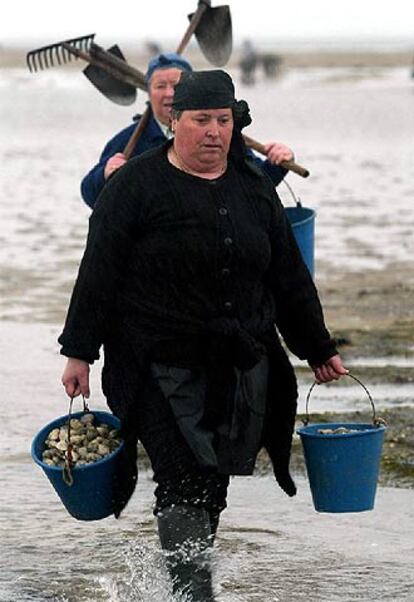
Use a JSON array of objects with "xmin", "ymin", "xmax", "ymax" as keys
[{"xmin": 59, "ymin": 70, "xmax": 347, "ymax": 601}]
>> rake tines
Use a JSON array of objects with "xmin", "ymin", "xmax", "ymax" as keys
[{"xmin": 26, "ymin": 34, "xmax": 96, "ymax": 72}]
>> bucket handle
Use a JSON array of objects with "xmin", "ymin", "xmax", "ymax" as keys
[
  {"xmin": 283, "ymin": 179, "xmax": 302, "ymax": 208},
  {"xmin": 62, "ymin": 395, "xmax": 90, "ymax": 486},
  {"xmin": 302, "ymin": 373, "xmax": 386, "ymax": 428}
]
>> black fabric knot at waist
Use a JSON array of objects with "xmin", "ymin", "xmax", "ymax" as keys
[{"xmin": 205, "ymin": 317, "xmax": 266, "ymax": 371}]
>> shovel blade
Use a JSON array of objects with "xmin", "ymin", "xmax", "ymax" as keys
[
  {"xmin": 83, "ymin": 45, "xmax": 137, "ymax": 106},
  {"xmin": 189, "ymin": 5, "xmax": 232, "ymax": 67}
]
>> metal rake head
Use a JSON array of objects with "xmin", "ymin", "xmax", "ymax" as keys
[{"xmin": 26, "ymin": 34, "xmax": 96, "ymax": 72}]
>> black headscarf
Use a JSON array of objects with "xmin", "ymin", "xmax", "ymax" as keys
[{"xmin": 172, "ymin": 70, "xmax": 252, "ymax": 130}]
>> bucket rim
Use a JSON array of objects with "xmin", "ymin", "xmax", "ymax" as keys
[
  {"xmin": 297, "ymin": 422, "xmax": 386, "ymax": 438},
  {"xmin": 31, "ymin": 409, "xmax": 123, "ymax": 471},
  {"xmin": 284, "ymin": 206, "xmax": 316, "ymax": 226}
]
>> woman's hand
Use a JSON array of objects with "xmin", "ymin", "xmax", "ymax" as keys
[
  {"xmin": 61, "ymin": 358, "xmax": 90, "ymax": 398},
  {"xmin": 263, "ymin": 141, "xmax": 294, "ymax": 165},
  {"xmin": 311, "ymin": 354, "xmax": 349, "ymax": 384},
  {"xmin": 104, "ymin": 152, "xmax": 127, "ymax": 180}
]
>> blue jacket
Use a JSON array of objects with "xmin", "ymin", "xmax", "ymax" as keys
[{"xmin": 81, "ymin": 109, "xmax": 288, "ymax": 209}]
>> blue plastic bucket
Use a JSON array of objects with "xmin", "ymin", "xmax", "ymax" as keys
[
  {"xmin": 31, "ymin": 410, "xmax": 123, "ymax": 521},
  {"xmin": 297, "ymin": 422, "xmax": 386, "ymax": 512},
  {"xmin": 285, "ymin": 205, "xmax": 315, "ymax": 276},
  {"xmin": 297, "ymin": 375, "xmax": 386, "ymax": 513}
]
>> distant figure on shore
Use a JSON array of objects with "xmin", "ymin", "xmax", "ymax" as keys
[
  {"xmin": 261, "ymin": 52, "xmax": 282, "ymax": 78},
  {"xmin": 239, "ymin": 40, "xmax": 281, "ymax": 85},
  {"xmin": 145, "ymin": 40, "xmax": 162, "ymax": 59},
  {"xmin": 239, "ymin": 39, "xmax": 258, "ymax": 85}
]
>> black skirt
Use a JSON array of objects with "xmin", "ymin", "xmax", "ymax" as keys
[{"xmin": 149, "ymin": 356, "xmax": 269, "ymax": 475}]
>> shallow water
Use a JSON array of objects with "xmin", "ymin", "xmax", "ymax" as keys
[
  {"xmin": 1, "ymin": 64, "xmax": 414, "ymax": 600},
  {"xmin": 1, "ymin": 463, "xmax": 414, "ymax": 602}
]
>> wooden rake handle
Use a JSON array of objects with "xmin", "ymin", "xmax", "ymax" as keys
[
  {"xmin": 62, "ymin": 43, "xmax": 145, "ymax": 90},
  {"xmin": 243, "ymin": 134, "xmax": 310, "ymax": 178}
]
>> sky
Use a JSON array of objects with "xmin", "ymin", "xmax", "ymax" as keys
[{"xmin": 1, "ymin": 0, "xmax": 413, "ymax": 47}]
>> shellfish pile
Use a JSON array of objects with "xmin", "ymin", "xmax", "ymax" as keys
[
  {"xmin": 317, "ymin": 427, "xmax": 360, "ymax": 435},
  {"xmin": 42, "ymin": 413, "xmax": 122, "ymax": 467}
]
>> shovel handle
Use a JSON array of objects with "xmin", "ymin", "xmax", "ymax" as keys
[
  {"xmin": 243, "ymin": 134, "xmax": 310, "ymax": 178},
  {"xmin": 176, "ymin": 0, "xmax": 211, "ymax": 54}
]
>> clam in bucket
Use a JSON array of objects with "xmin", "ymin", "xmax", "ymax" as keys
[
  {"xmin": 297, "ymin": 375, "xmax": 386, "ymax": 513},
  {"xmin": 283, "ymin": 182, "xmax": 315, "ymax": 276},
  {"xmin": 31, "ymin": 400, "xmax": 124, "ymax": 521}
]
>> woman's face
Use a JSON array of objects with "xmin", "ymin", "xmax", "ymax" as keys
[
  {"xmin": 148, "ymin": 68, "xmax": 184, "ymax": 125},
  {"xmin": 171, "ymin": 108, "xmax": 234, "ymax": 172}
]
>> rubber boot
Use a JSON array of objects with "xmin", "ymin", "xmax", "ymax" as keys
[
  {"xmin": 157, "ymin": 504, "xmax": 216, "ymax": 601},
  {"xmin": 209, "ymin": 511, "xmax": 220, "ymax": 545}
]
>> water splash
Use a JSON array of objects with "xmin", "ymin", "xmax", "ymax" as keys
[{"xmin": 97, "ymin": 540, "xmax": 173, "ymax": 602}]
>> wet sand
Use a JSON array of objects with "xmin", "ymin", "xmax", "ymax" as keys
[{"xmin": 319, "ymin": 263, "xmax": 414, "ymax": 357}]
